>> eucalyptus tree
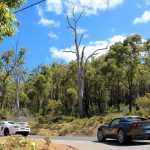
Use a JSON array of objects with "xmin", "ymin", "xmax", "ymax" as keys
[
  {"xmin": 0, "ymin": 50, "xmax": 14, "ymax": 108},
  {"xmin": 11, "ymin": 43, "xmax": 26, "ymax": 113},
  {"xmin": 103, "ymin": 42, "xmax": 126, "ymax": 111},
  {"xmin": 144, "ymin": 39, "xmax": 150, "ymax": 68},
  {"xmin": 0, "ymin": 0, "xmax": 25, "ymax": 42},
  {"xmin": 25, "ymin": 65, "xmax": 47, "ymax": 113},
  {"xmin": 85, "ymin": 56, "xmax": 109, "ymax": 115},
  {"xmin": 123, "ymin": 34, "xmax": 142, "ymax": 112}
]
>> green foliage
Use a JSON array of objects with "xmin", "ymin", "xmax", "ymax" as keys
[
  {"xmin": 136, "ymin": 93, "xmax": 150, "ymax": 112},
  {"xmin": 0, "ymin": 0, "xmax": 26, "ymax": 42},
  {"xmin": 0, "ymin": 136, "xmax": 38, "ymax": 150},
  {"xmin": 0, "ymin": 108, "xmax": 10, "ymax": 119},
  {"xmin": 1, "ymin": 34, "xmax": 150, "ymax": 119},
  {"xmin": 47, "ymin": 100, "xmax": 63, "ymax": 114},
  {"xmin": 38, "ymin": 116, "xmax": 46, "ymax": 124},
  {"xmin": 104, "ymin": 113, "xmax": 122, "ymax": 124}
]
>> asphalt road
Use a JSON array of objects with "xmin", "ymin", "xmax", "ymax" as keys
[{"xmin": 29, "ymin": 135, "xmax": 150, "ymax": 150}]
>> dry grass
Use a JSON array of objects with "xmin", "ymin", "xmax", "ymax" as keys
[{"xmin": 0, "ymin": 136, "xmax": 78, "ymax": 150}]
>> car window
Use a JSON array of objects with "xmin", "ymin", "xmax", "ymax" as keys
[
  {"xmin": 119, "ymin": 118, "xmax": 127, "ymax": 123},
  {"xmin": 0, "ymin": 122, "xmax": 4, "ymax": 126},
  {"xmin": 127, "ymin": 117, "xmax": 147, "ymax": 122},
  {"xmin": 8, "ymin": 122, "xmax": 14, "ymax": 124},
  {"xmin": 110, "ymin": 118, "xmax": 120, "ymax": 126}
]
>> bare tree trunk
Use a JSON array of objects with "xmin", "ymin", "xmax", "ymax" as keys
[
  {"xmin": 1, "ymin": 84, "xmax": 6, "ymax": 109},
  {"xmin": 117, "ymin": 78, "xmax": 120, "ymax": 112},
  {"xmin": 15, "ymin": 77, "xmax": 20, "ymax": 113},
  {"xmin": 78, "ymin": 69, "xmax": 85, "ymax": 117}
]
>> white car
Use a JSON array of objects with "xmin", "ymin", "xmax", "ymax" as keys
[{"xmin": 0, "ymin": 121, "xmax": 30, "ymax": 136}]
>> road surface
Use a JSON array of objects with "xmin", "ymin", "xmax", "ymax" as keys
[{"xmin": 29, "ymin": 135, "xmax": 150, "ymax": 150}]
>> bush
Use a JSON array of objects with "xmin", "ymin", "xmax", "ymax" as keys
[
  {"xmin": 104, "ymin": 113, "xmax": 121, "ymax": 124},
  {"xmin": 61, "ymin": 116, "xmax": 75, "ymax": 123},
  {"xmin": 48, "ymin": 116, "xmax": 63, "ymax": 124},
  {"xmin": 38, "ymin": 116, "xmax": 46, "ymax": 124},
  {"xmin": 136, "ymin": 93, "xmax": 150, "ymax": 112},
  {"xmin": 30, "ymin": 128, "xmax": 40, "ymax": 135},
  {"xmin": 0, "ymin": 136, "xmax": 38, "ymax": 150},
  {"xmin": 0, "ymin": 108, "xmax": 10, "ymax": 119},
  {"xmin": 47, "ymin": 100, "xmax": 63, "ymax": 114}
]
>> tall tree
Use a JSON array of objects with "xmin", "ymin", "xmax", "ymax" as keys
[
  {"xmin": 144, "ymin": 39, "xmax": 150, "ymax": 68},
  {"xmin": 11, "ymin": 43, "xmax": 26, "ymax": 114},
  {"xmin": 123, "ymin": 34, "xmax": 142, "ymax": 112},
  {"xmin": 103, "ymin": 42, "xmax": 126, "ymax": 111},
  {"xmin": 0, "ymin": 0, "xmax": 25, "ymax": 42},
  {"xmin": 0, "ymin": 50, "xmax": 14, "ymax": 108},
  {"xmin": 65, "ymin": 8, "xmax": 108, "ymax": 117}
]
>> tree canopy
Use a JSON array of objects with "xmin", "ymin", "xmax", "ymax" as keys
[
  {"xmin": 0, "ymin": 34, "xmax": 150, "ymax": 117},
  {"xmin": 0, "ymin": 0, "xmax": 25, "ymax": 42}
]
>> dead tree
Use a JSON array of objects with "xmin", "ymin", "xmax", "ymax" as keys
[{"xmin": 64, "ymin": 8, "xmax": 109, "ymax": 117}]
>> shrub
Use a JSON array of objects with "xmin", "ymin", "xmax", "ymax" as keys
[
  {"xmin": 48, "ymin": 116, "xmax": 63, "ymax": 124},
  {"xmin": 0, "ymin": 108, "xmax": 10, "ymax": 119},
  {"xmin": 0, "ymin": 136, "xmax": 39, "ymax": 150},
  {"xmin": 136, "ymin": 93, "xmax": 150, "ymax": 112},
  {"xmin": 47, "ymin": 100, "xmax": 63, "ymax": 114},
  {"xmin": 104, "ymin": 113, "xmax": 121, "ymax": 124},
  {"xmin": 38, "ymin": 116, "xmax": 46, "ymax": 124},
  {"xmin": 30, "ymin": 128, "xmax": 40, "ymax": 135}
]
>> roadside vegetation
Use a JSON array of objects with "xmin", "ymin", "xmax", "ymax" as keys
[
  {"xmin": 0, "ymin": 136, "xmax": 76, "ymax": 150},
  {"xmin": 28, "ymin": 104, "xmax": 150, "ymax": 137}
]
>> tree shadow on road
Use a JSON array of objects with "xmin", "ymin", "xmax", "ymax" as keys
[{"xmin": 92, "ymin": 139, "xmax": 150, "ymax": 146}]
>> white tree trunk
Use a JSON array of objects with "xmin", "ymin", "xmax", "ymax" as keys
[
  {"xmin": 78, "ymin": 67, "xmax": 85, "ymax": 117},
  {"xmin": 15, "ymin": 77, "xmax": 20, "ymax": 113}
]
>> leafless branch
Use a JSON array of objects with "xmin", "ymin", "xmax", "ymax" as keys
[
  {"xmin": 79, "ymin": 34, "xmax": 84, "ymax": 46},
  {"xmin": 76, "ymin": 10, "xmax": 85, "ymax": 24},
  {"xmin": 85, "ymin": 42, "xmax": 110, "ymax": 65},
  {"xmin": 62, "ymin": 50, "xmax": 77, "ymax": 54},
  {"xmin": 66, "ymin": 15, "xmax": 75, "ymax": 31},
  {"xmin": 72, "ymin": 6, "xmax": 76, "ymax": 24},
  {"xmin": 81, "ymin": 46, "xmax": 86, "ymax": 66}
]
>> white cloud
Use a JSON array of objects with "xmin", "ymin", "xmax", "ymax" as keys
[
  {"xmin": 49, "ymin": 35, "xmax": 126, "ymax": 62},
  {"xmin": 38, "ymin": 18, "xmax": 60, "ymax": 27},
  {"xmin": 48, "ymin": 32, "xmax": 59, "ymax": 39},
  {"xmin": 46, "ymin": 0, "xmax": 124, "ymax": 15},
  {"xmin": 133, "ymin": 10, "xmax": 150, "ymax": 24},
  {"xmin": 50, "ymin": 46, "xmax": 76, "ymax": 62},
  {"xmin": 46, "ymin": 0, "xmax": 62, "ymax": 14},
  {"xmin": 36, "ymin": 5, "xmax": 44, "ymax": 17},
  {"xmin": 77, "ymin": 27, "xmax": 86, "ymax": 34},
  {"xmin": 37, "ymin": 5, "xmax": 60, "ymax": 27}
]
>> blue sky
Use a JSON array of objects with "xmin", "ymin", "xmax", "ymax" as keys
[{"xmin": 0, "ymin": 0, "xmax": 150, "ymax": 70}]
